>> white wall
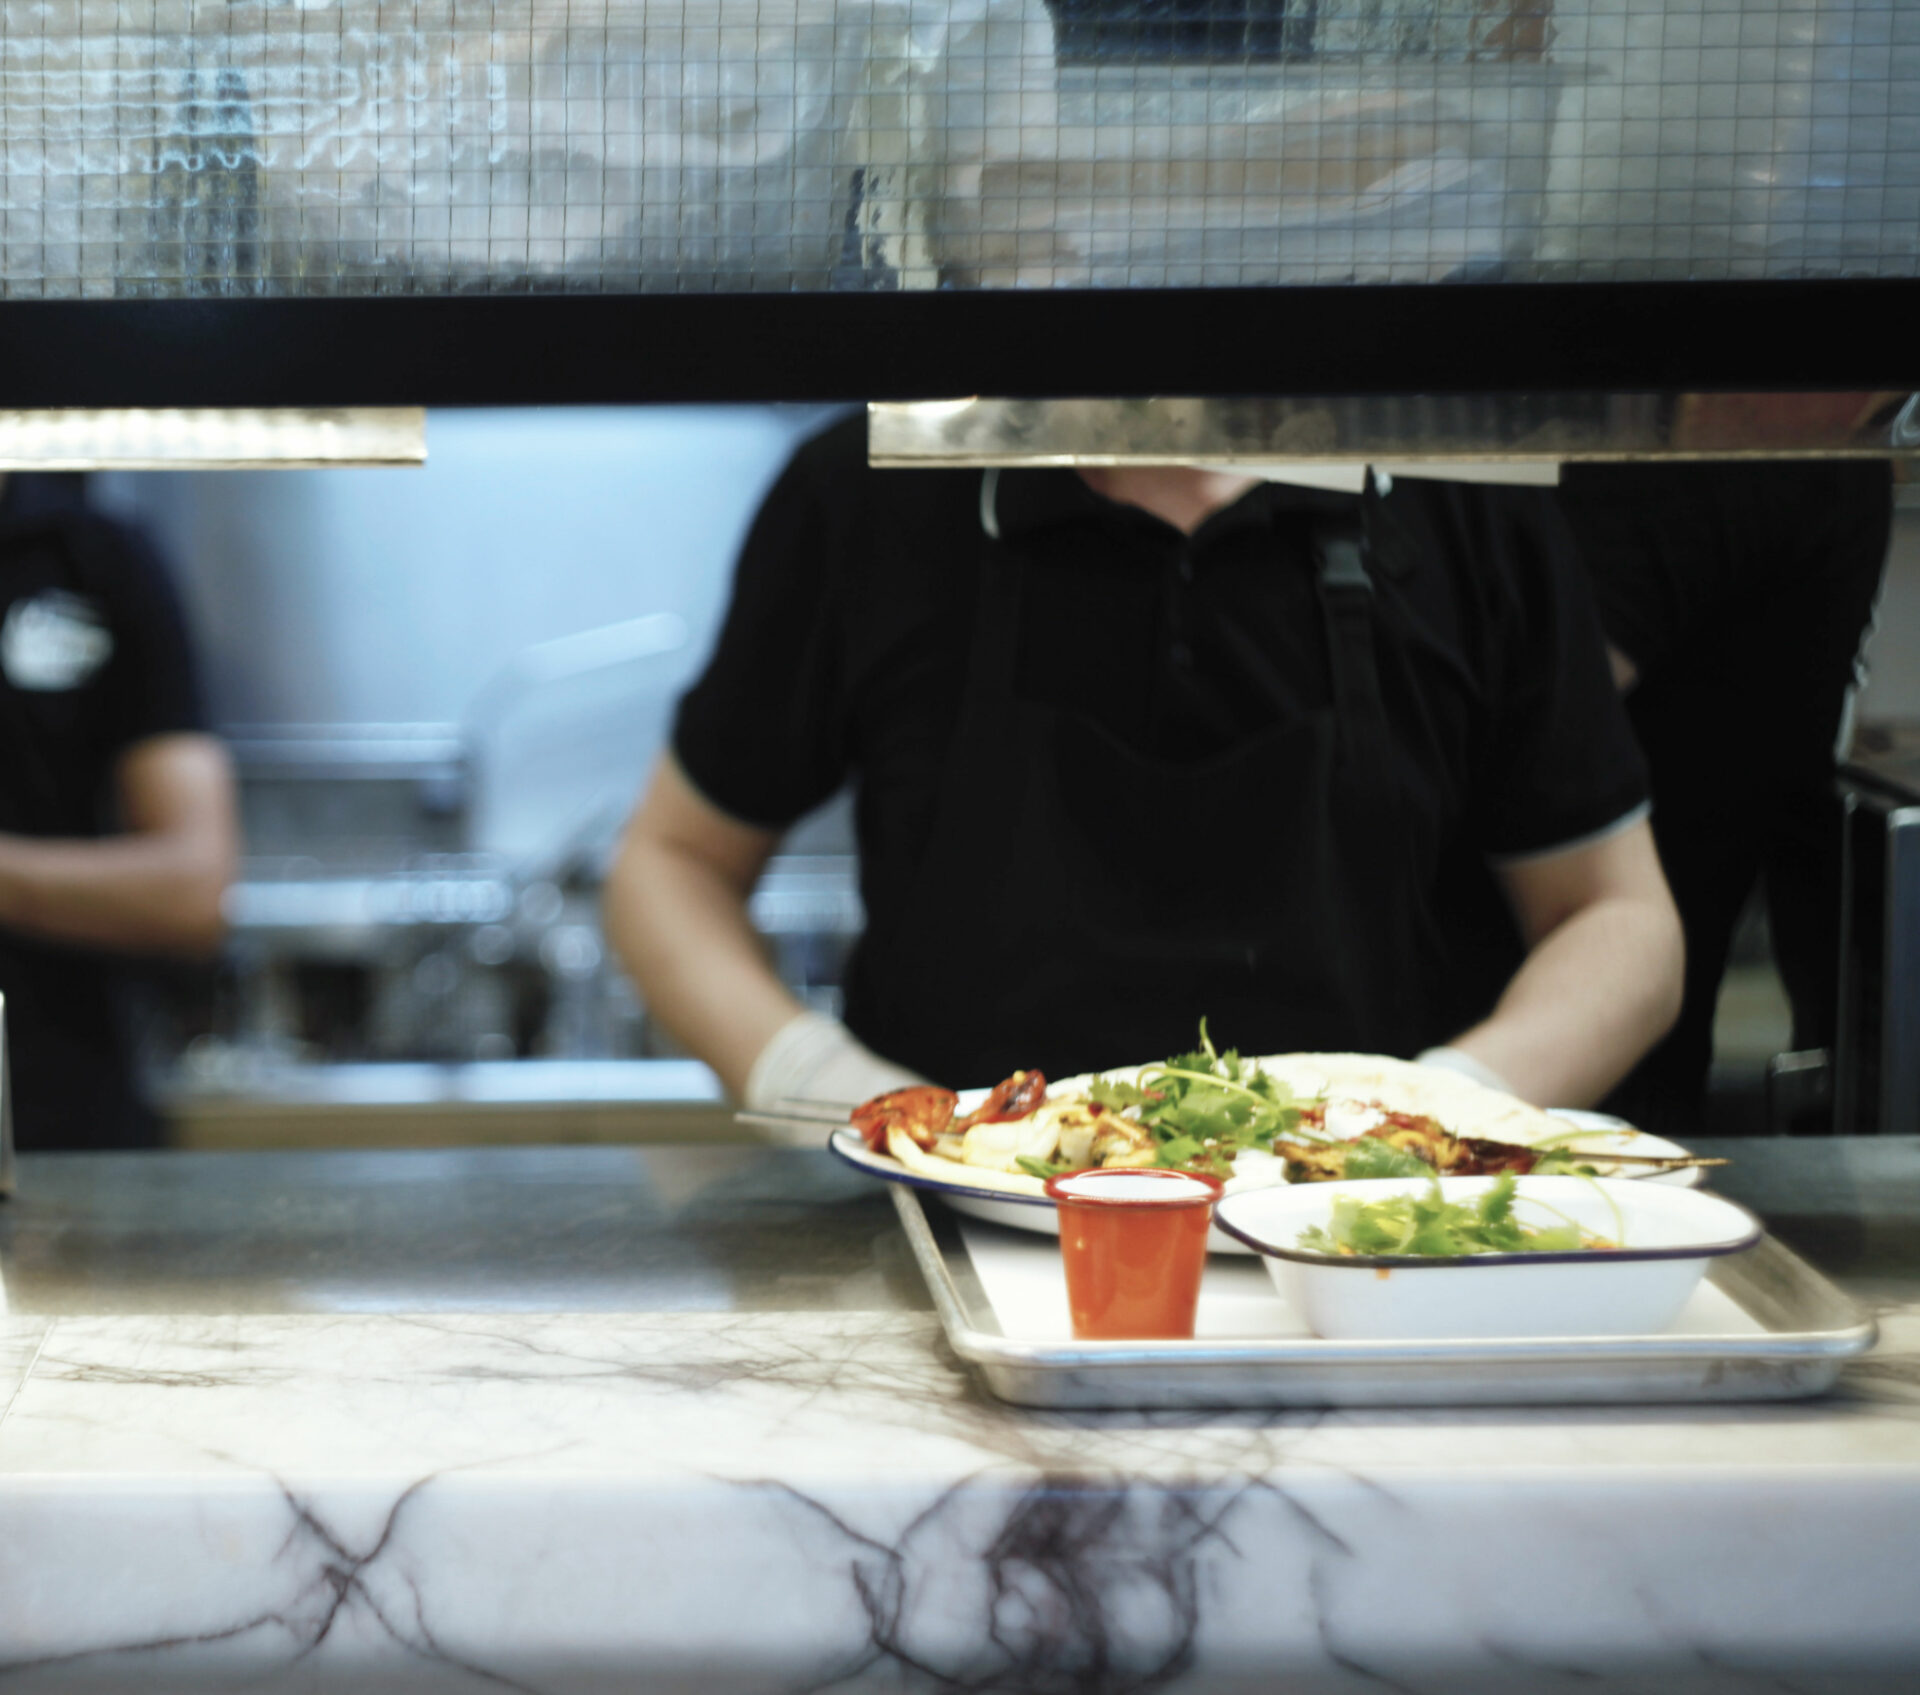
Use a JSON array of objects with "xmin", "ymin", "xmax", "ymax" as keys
[
  {"xmin": 101, "ymin": 406, "xmax": 837, "ymax": 730},
  {"xmin": 97, "ymin": 405, "xmax": 844, "ymax": 865}
]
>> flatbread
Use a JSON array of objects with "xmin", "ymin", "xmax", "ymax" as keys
[
  {"xmin": 1249, "ymin": 1052, "xmax": 1566, "ymax": 1145},
  {"xmin": 886, "ymin": 1126, "xmax": 1048, "ymax": 1197}
]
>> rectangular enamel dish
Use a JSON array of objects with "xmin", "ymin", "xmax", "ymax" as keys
[{"xmin": 890, "ymin": 1186, "xmax": 1878, "ymax": 1409}]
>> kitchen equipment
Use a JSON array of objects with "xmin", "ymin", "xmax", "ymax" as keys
[
  {"xmin": 1831, "ymin": 758, "xmax": 1920, "ymax": 1133},
  {"xmin": 0, "ymin": 994, "xmax": 13, "ymax": 1198}
]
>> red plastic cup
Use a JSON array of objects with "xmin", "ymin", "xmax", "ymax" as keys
[{"xmin": 1043, "ymin": 1167, "xmax": 1224, "ymax": 1340}]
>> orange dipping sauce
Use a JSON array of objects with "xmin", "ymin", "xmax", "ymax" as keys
[{"xmin": 1043, "ymin": 1167, "xmax": 1224, "ymax": 1340}]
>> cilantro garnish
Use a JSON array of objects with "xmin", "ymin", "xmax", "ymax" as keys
[
  {"xmin": 1091, "ymin": 1019, "xmax": 1303, "ymax": 1179},
  {"xmin": 1297, "ymin": 1173, "xmax": 1608, "ymax": 1258},
  {"xmin": 1529, "ymin": 1150, "xmax": 1602, "ymax": 1178},
  {"xmin": 1015, "ymin": 1154, "xmax": 1073, "ymax": 1181},
  {"xmin": 1337, "ymin": 1137, "xmax": 1435, "ymax": 1180}
]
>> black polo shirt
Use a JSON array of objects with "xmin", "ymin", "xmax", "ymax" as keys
[
  {"xmin": 1557, "ymin": 460, "xmax": 1892, "ymax": 681},
  {"xmin": 1554, "ymin": 460, "xmax": 1892, "ymax": 1129},
  {"xmin": 0, "ymin": 489, "xmax": 206, "ymax": 1148},
  {"xmin": 675, "ymin": 416, "xmax": 1647, "ymax": 1021}
]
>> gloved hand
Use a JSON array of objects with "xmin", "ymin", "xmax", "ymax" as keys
[
  {"xmin": 744, "ymin": 1009, "xmax": 926, "ymax": 1145},
  {"xmin": 1414, "ymin": 1045, "xmax": 1516, "ymax": 1098}
]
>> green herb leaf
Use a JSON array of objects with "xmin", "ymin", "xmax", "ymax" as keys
[
  {"xmin": 1081, "ymin": 1020, "xmax": 1307, "ymax": 1178},
  {"xmin": 1088, "ymin": 1076, "xmax": 1156, "ymax": 1113},
  {"xmin": 1531, "ymin": 1151, "xmax": 1600, "ymax": 1177},
  {"xmin": 1015, "ymin": 1155, "xmax": 1070, "ymax": 1180},
  {"xmin": 1296, "ymin": 1174, "xmax": 1610, "ymax": 1259},
  {"xmin": 1479, "ymin": 1175, "xmax": 1517, "ymax": 1228},
  {"xmin": 1155, "ymin": 1134, "xmax": 1203, "ymax": 1169},
  {"xmin": 1338, "ymin": 1138, "xmax": 1434, "ymax": 1180}
]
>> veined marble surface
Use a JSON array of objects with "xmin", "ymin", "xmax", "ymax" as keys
[{"xmin": 0, "ymin": 1144, "xmax": 1917, "ymax": 1692}]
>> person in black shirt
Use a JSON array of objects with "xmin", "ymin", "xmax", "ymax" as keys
[
  {"xmin": 1555, "ymin": 459, "xmax": 1893, "ymax": 1133},
  {"xmin": 0, "ymin": 475, "xmax": 238, "ymax": 1150},
  {"xmin": 605, "ymin": 416, "xmax": 1682, "ymax": 1113}
]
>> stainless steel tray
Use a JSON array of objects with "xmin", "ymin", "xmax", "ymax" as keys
[{"xmin": 892, "ymin": 1185, "xmax": 1879, "ymax": 1409}]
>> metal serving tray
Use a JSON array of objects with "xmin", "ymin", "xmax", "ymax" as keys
[{"xmin": 892, "ymin": 1186, "xmax": 1879, "ymax": 1409}]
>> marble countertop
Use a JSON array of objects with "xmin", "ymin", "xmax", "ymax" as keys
[{"xmin": 0, "ymin": 1140, "xmax": 1917, "ymax": 1692}]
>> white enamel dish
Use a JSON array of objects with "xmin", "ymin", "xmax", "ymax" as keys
[
  {"xmin": 1212, "ymin": 1175, "xmax": 1763, "ymax": 1340},
  {"xmin": 828, "ymin": 1093, "xmax": 1704, "ymax": 1257}
]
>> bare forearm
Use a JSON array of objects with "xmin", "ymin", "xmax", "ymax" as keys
[
  {"xmin": 0, "ymin": 831, "xmax": 229, "ymax": 956},
  {"xmin": 1448, "ymin": 896, "xmax": 1685, "ymax": 1109},
  {"xmin": 603, "ymin": 834, "xmax": 804, "ymax": 1099}
]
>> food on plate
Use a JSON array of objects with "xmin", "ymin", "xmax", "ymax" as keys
[
  {"xmin": 870, "ymin": 1026, "xmax": 1298, "ymax": 1195},
  {"xmin": 1273, "ymin": 1118, "xmax": 1602, "ymax": 1184},
  {"xmin": 1214, "ymin": 1176, "xmax": 1758, "ymax": 1339},
  {"xmin": 870, "ymin": 1084, "xmax": 1164, "ymax": 1198},
  {"xmin": 851, "ymin": 1022, "xmax": 1660, "ymax": 1200},
  {"xmin": 849, "ymin": 1070, "xmax": 1048, "ymax": 1154},
  {"xmin": 850, "ymin": 1085, "xmax": 958, "ymax": 1152},
  {"xmin": 1296, "ymin": 1173, "xmax": 1619, "ymax": 1259}
]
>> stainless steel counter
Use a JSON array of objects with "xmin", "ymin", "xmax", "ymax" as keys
[
  {"xmin": 1700, "ymin": 1134, "xmax": 1920, "ymax": 1300},
  {"xmin": 0, "ymin": 1144, "xmax": 929, "ymax": 1316},
  {"xmin": 2, "ymin": 1135, "xmax": 1915, "ymax": 1318}
]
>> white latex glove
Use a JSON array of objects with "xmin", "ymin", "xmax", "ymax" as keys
[
  {"xmin": 1415, "ymin": 1045, "xmax": 1516, "ymax": 1098},
  {"xmin": 744, "ymin": 1010, "xmax": 926, "ymax": 1145}
]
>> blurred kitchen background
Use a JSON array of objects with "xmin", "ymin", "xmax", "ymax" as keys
[
  {"xmin": 89, "ymin": 415, "xmax": 1920, "ymax": 1143},
  {"xmin": 95, "ymin": 406, "xmax": 855, "ymax": 1145},
  {"xmin": 0, "ymin": 0, "xmax": 1903, "ymax": 1140}
]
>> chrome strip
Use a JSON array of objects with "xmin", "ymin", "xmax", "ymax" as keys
[
  {"xmin": 0, "ymin": 408, "xmax": 426, "ymax": 469},
  {"xmin": 874, "ymin": 395, "xmax": 1920, "ymax": 468}
]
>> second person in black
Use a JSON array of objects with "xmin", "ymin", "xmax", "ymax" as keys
[{"xmin": 0, "ymin": 474, "xmax": 237, "ymax": 1149}]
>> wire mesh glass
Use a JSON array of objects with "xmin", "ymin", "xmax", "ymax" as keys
[{"xmin": 0, "ymin": 0, "xmax": 1910, "ymax": 296}]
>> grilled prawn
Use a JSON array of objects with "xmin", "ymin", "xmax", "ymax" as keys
[{"xmin": 851, "ymin": 1086, "xmax": 958, "ymax": 1154}]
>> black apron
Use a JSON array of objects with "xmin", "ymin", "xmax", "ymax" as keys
[{"xmin": 845, "ymin": 476, "xmax": 1452, "ymax": 1086}]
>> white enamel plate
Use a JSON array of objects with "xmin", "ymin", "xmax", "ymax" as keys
[{"xmin": 828, "ymin": 1089, "xmax": 1703, "ymax": 1256}]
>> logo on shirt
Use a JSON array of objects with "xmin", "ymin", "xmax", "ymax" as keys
[{"xmin": 1, "ymin": 590, "xmax": 113, "ymax": 691}]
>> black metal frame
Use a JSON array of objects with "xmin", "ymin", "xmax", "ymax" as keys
[{"xmin": 0, "ymin": 279, "xmax": 1914, "ymax": 406}]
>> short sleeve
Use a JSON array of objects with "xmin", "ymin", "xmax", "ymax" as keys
[
  {"xmin": 84, "ymin": 517, "xmax": 208, "ymax": 753},
  {"xmin": 1473, "ymin": 490, "xmax": 1650, "ymax": 861},
  {"xmin": 671, "ymin": 423, "xmax": 854, "ymax": 830}
]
